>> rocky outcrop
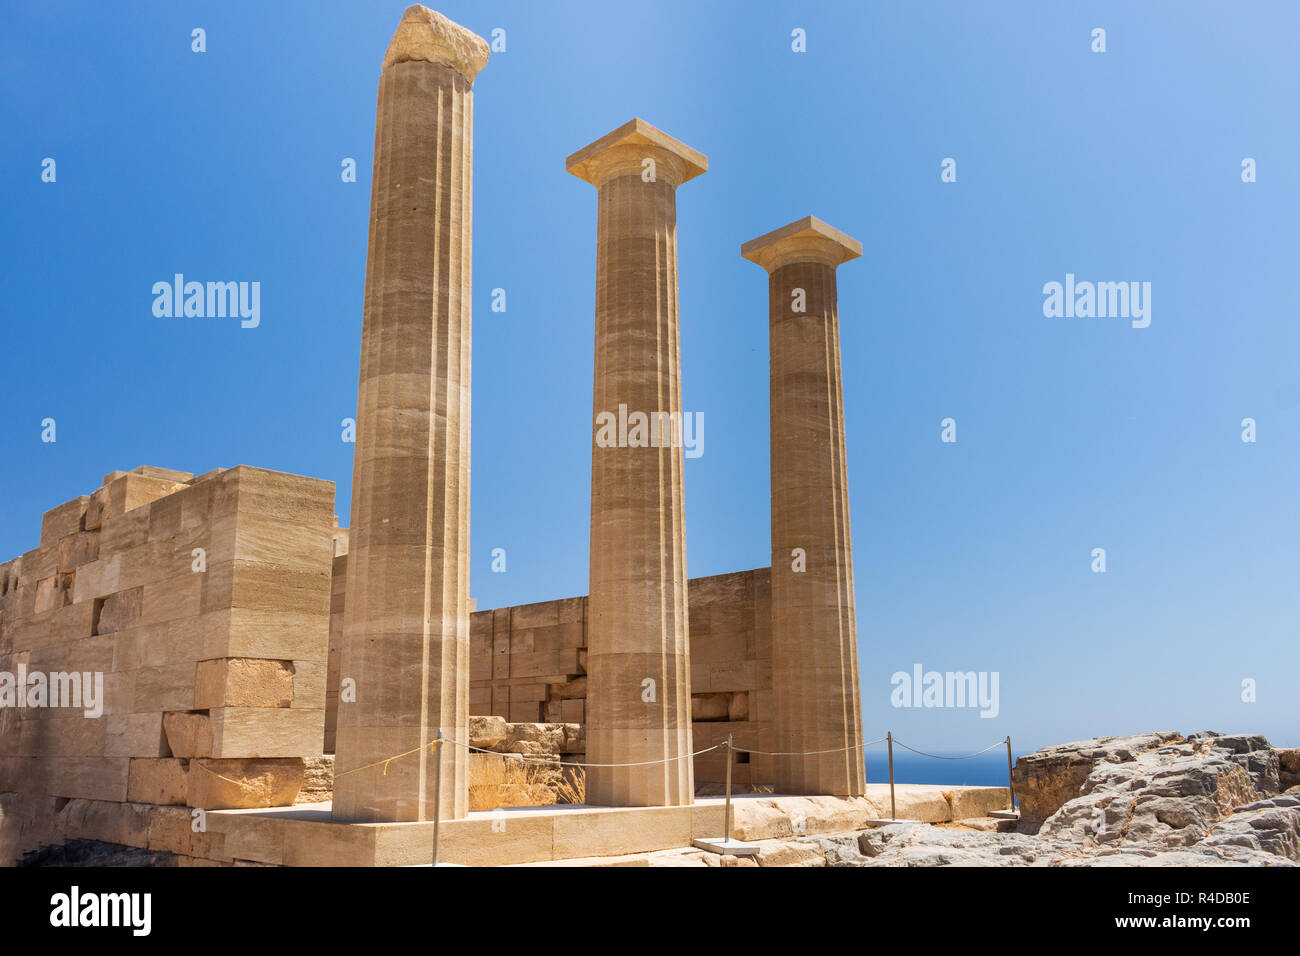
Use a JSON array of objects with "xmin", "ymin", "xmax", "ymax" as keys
[
  {"xmin": 857, "ymin": 823, "xmax": 1066, "ymax": 866},
  {"xmin": 840, "ymin": 819, "xmax": 1290, "ymax": 867},
  {"xmin": 1275, "ymin": 748, "xmax": 1300, "ymax": 790},
  {"xmin": 1034, "ymin": 739, "xmax": 1262, "ymax": 849},
  {"xmin": 767, "ymin": 731, "xmax": 1299, "ymax": 868},
  {"xmin": 1198, "ymin": 794, "xmax": 1300, "ymax": 859},
  {"xmin": 1012, "ymin": 731, "xmax": 1283, "ymax": 835},
  {"xmin": 1186, "ymin": 732, "xmax": 1280, "ymax": 792},
  {"xmin": 1010, "ymin": 731, "xmax": 1182, "ymax": 823}
]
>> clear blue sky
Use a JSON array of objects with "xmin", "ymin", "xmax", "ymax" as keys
[{"xmin": 3, "ymin": 1, "xmax": 1297, "ymax": 754}]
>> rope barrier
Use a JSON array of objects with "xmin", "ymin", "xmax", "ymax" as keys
[
  {"xmin": 734, "ymin": 735, "xmax": 889, "ymax": 757},
  {"xmin": 453, "ymin": 738, "xmax": 726, "ymax": 769},
  {"xmin": 334, "ymin": 737, "xmax": 445, "ymax": 779},
  {"xmin": 889, "ymin": 737, "xmax": 1008, "ymax": 760},
  {"xmin": 336, "ymin": 731, "xmax": 1011, "ymax": 777}
]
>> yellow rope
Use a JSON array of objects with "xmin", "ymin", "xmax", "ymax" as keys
[{"xmin": 335, "ymin": 737, "xmax": 443, "ymax": 779}]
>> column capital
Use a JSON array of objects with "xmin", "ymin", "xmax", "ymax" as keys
[
  {"xmin": 566, "ymin": 118, "xmax": 707, "ymax": 188},
  {"xmin": 383, "ymin": 4, "xmax": 489, "ymax": 83},
  {"xmin": 741, "ymin": 216, "xmax": 862, "ymax": 273}
]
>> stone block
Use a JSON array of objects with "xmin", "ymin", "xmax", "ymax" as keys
[
  {"xmin": 79, "ymin": 798, "xmax": 153, "ymax": 849},
  {"xmin": 163, "ymin": 712, "xmax": 213, "ymax": 758},
  {"xmin": 57, "ymin": 533, "xmax": 99, "ymax": 573},
  {"xmin": 104, "ymin": 713, "xmax": 167, "ymax": 757},
  {"xmin": 945, "ymin": 786, "xmax": 1013, "ymax": 820},
  {"xmin": 94, "ymin": 586, "xmax": 142, "ymax": 635},
  {"xmin": 40, "ymin": 756, "xmax": 130, "ymax": 802},
  {"xmin": 221, "ymin": 607, "xmax": 329, "ymax": 662},
  {"xmin": 33, "ymin": 573, "xmax": 74, "ymax": 614},
  {"xmin": 729, "ymin": 691, "xmax": 749, "ymax": 721},
  {"xmin": 692, "ymin": 692, "xmax": 731, "ymax": 722},
  {"xmin": 140, "ymin": 573, "xmax": 202, "ymax": 625},
  {"xmin": 469, "ymin": 715, "xmax": 507, "ymax": 749},
  {"xmin": 105, "ymin": 472, "xmax": 186, "ymax": 521},
  {"xmin": 187, "ymin": 758, "xmax": 305, "ymax": 809},
  {"xmin": 98, "ymin": 509, "xmax": 150, "ymax": 557},
  {"xmin": 40, "ymin": 497, "xmax": 89, "ymax": 547},
  {"xmin": 133, "ymin": 661, "xmax": 196, "ymax": 712},
  {"xmin": 72, "ymin": 554, "xmax": 121, "ymax": 604},
  {"xmin": 209, "ymin": 811, "xmax": 287, "ymax": 865},
  {"xmin": 753, "ymin": 839, "xmax": 826, "ymax": 867},
  {"xmin": 208, "ymin": 707, "xmax": 324, "ymax": 758},
  {"xmin": 127, "ymin": 757, "xmax": 189, "ymax": 805},
  {"xmin": 83, "ymin": 488, "xmax": 109, "ymax": 532},
  {"xmin": 195, "ymin": 658, "xmax": 294, "ymax": 708},
  {"xmin": 552, "ymin": 806, "xmax": 692, "ymax": 859},
  {"xmin": 561, "ymin": 698, "xmax": 584, "ymax": 723},
  {"xmin": 508, "ymin": 702, "xmax": 540, "ymax": 723}
]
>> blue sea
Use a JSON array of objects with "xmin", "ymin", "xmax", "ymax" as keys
[{"xmin": 864, "ymin": 752, "xmax": 1011, "ymax": 789}]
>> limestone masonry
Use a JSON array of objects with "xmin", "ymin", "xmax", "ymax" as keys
[
  {"xmin": 0, "ymin": 466, "xmax": 332, "ymax": 834},
  {"xmin": 0, "ymin": 5, "xmax": 887, "ymax": 865}
]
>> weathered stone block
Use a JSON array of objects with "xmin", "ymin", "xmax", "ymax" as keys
[
  {"xmin": 94, "ymin": 586, "xmax": 142, "ymax": 635},
  {"xmin": 40, "ymin": 497, "xmax": 90, "ymax": 548},
  {"xmin": 187, "ymin": 758, "xmax": 304, "ymax": 809},
  {"xmin": 127, "ymin": 757, "xmax": 189, "ymax": 805},
  {"xmin": 195, "ymin": 658, "xmax": 294, "ymax": 708},
  {"xmin": 469, "ymin": 715, "xmax": 507, "ymax": 749},
  {"xmin": 104, "ymin": 713, "xmax": 166, "ymax": 757},
  {"xmin": 208, "ymin": 707, "xmax": 324, "ymax": 758},
  {"xmin": 163, "ymin": 712, "xmax": 213, "ymax": 758}
]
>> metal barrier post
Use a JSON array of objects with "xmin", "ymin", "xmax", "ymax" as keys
[
  {"xmin": 887, "ymin": 731, "xmax": 896, "ymax": 820},
  {"xmin": 1005, "ymin": 735, "xmax": 1016, "ymax": 811},
  {"xmin": 431, "ymin": 729, "xmax": 443, "ymax": 866},
  {"xmin": 724, "ymin": 733, "xmax": 734, "ymax": 843}
]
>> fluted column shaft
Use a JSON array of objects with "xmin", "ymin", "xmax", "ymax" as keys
[
  {"xmin": 334, "ymin": 7, "xmax": 487, "ymax": 823},
  {"xmin": 568, "ymin": 120, "xmax": 706, "ymax": 807},
  {"xmin": 744, "ymin": 217, "xmax": 865, "ymax": 797}
]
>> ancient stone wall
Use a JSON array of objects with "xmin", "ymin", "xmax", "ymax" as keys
[
  {"xmin": 685, "ymin": 569, "xmax": 774, "ymax": 789},
  {"xmin": 471, "ymin": 595, "xmax": 588, "ymax": 725},
  {"xmin": 322, "ymin": 563, "xmax": 774, "ymax": 788},
  {"xmin": 0, "ymin": 465, "xmax": 333, "ymax": 859}
]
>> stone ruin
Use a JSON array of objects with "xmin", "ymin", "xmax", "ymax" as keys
[{"xmin": 0, "ymin": 6, "xmax": 876, "ymax": 864}]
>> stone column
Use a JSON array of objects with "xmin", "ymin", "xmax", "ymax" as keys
[
  {"xmin": 333, "ymin": 6, "xmax": 488, "ymax": 823},
  {"xmin": 742, "ymin": 216, "xmax": 866, "ymax": 797},
  {"xmin": 566, "ymin": 119, "xmax": 706, "ymax": 807}
]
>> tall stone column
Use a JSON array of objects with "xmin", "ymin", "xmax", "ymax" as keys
[
  {"xmin": 333, "ymin": 6, "xmax": 488, "ymax": 823},
  {"xmin": 742, "ymin": 216, "xmax": 866, "ymax": 797},
  {"xmin": 567, "ymin": 120, "xmax": 706, "ymax": 807}
]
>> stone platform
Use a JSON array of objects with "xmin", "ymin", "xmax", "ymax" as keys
[{"xmin": 21, "ymin": 785, "xmax": 1010, "ymax": 866}]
